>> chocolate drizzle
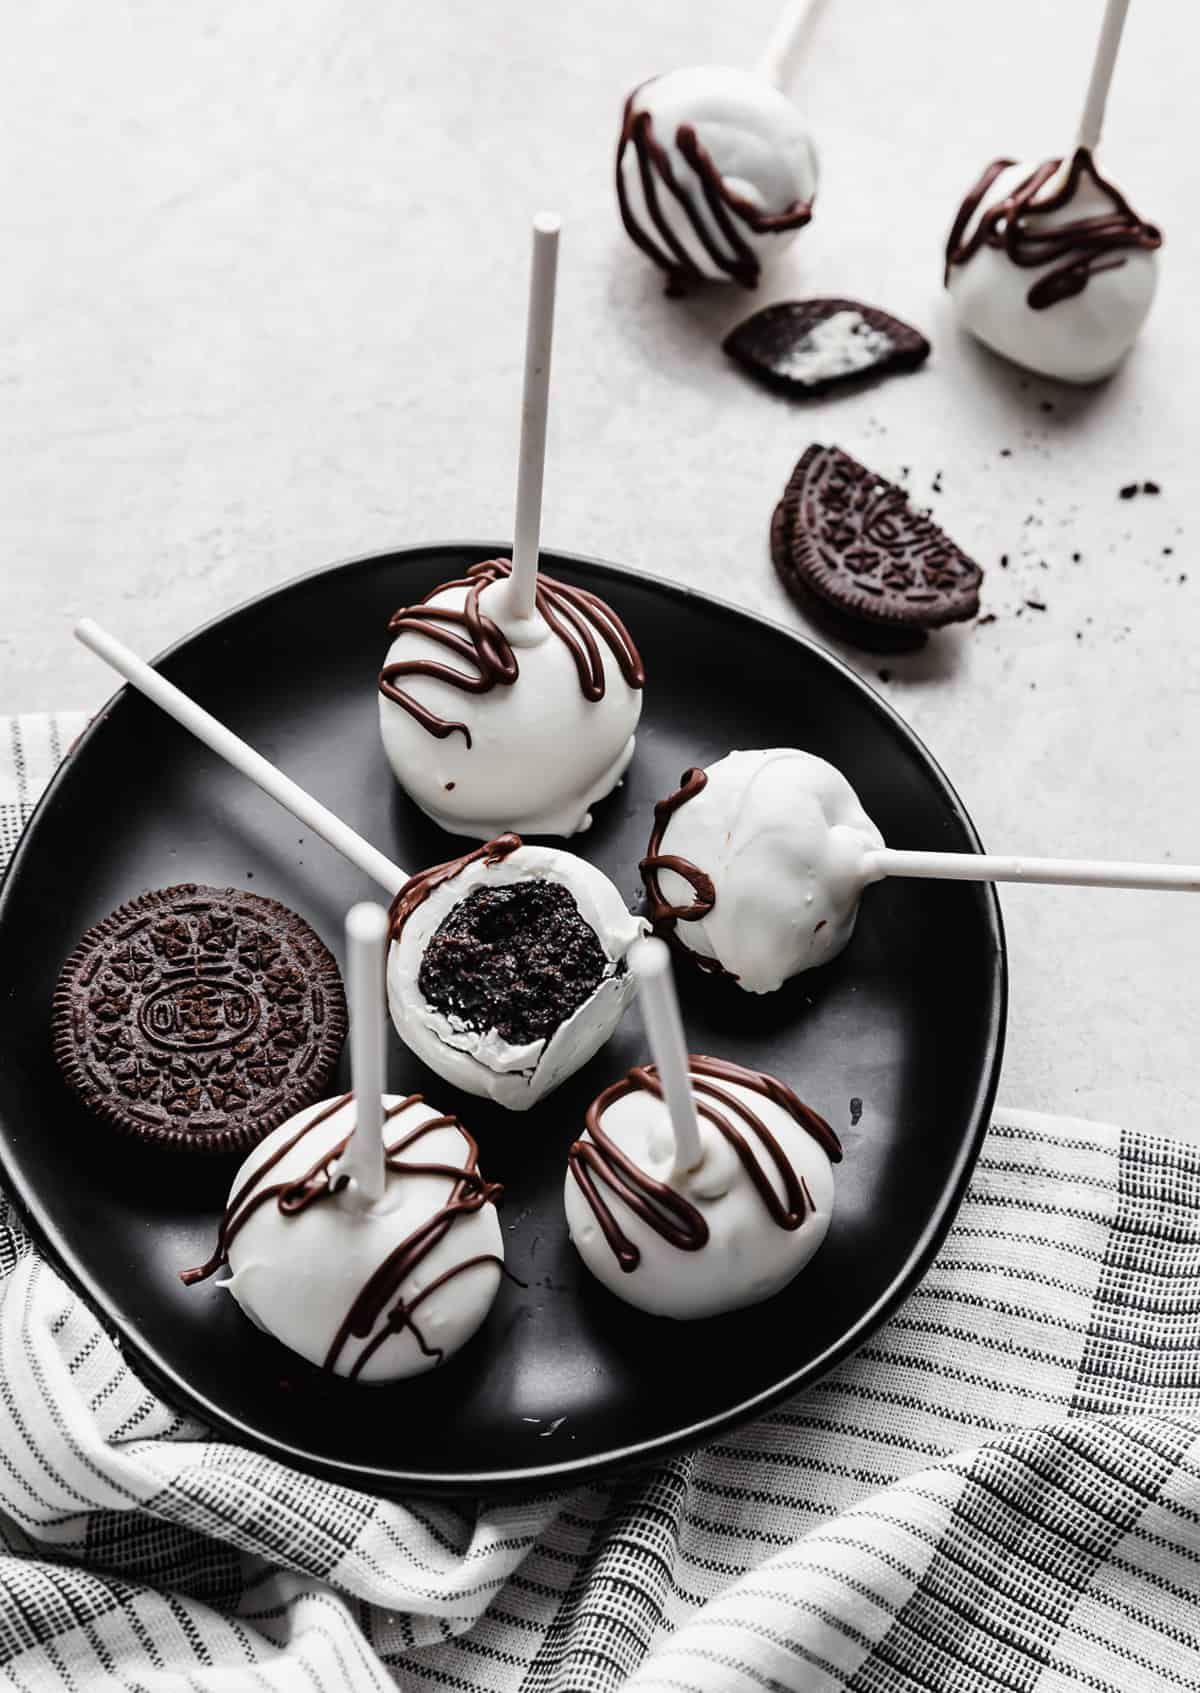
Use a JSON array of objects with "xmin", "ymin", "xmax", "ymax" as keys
[
  {"xmin": 181, "ymin": 1092, "xmax": 505, "ymax": 1378},
  {"xmin": 616, "ymin": 88, "xmax": 813, "ymax": 295},
  {"xmin": 568, "ymin": 1056, "xmax": 840, "ymax": 1273},
  {"xmin": 379, "ymin": 558, "xmax": 644, "ymax": 746},
  {"xmin": 945, "ymin": 148, "xmax": 1162, "ymax": 310},
  {"xmin": 639, "ymin": 767, "xmax": 729, "ymax": 979}
]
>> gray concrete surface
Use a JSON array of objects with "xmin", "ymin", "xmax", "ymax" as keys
[{"xmin": 3, "ymin": 1, "xmax": 1197, "ymax": 1134}]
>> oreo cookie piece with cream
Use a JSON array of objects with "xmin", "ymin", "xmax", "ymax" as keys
[{"xmin": 724, "ymin": 299, "xmax": 930, "ymax": 398}]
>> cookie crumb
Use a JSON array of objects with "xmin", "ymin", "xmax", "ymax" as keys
[
  {"xmin": 1119, "ymin": 483, "xmax": 1139, "ymax": 500},
  {"xmin": 1143, "ymin": 480, "xmax": 1161, "ymax": 495},
  {"xmin": 1025, "ymin": 598, "xmax": 1047, "ymax": 611},
  {"xmin": 977, "ymin": 613, "xmax": 997, "ymax": 626}
]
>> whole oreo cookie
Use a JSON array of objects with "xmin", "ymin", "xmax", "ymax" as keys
[
  {"xmin": 771, "ymin": 444, "xmax": 983, "ymax": 652},
  {"xmin": 724, "ymin": 299, "xmax": 930, "ymax": 398},
  {"xmin": 52, "ymin": 885, "xmax": 347, "ymax": 1155}
]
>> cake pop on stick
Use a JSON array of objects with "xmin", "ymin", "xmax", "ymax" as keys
[
  {"xmin": 616, "ymin": 0, "xmax": 820, "ymax": 294},
  {"xmin": 642, "ymin": 750, "xmax": 883, "ymax": 993},
  {"xmin": 564, "ymin": 938, "xmax": 839, "ymax": 1319},
  {"xmin": 944, "ymin": 0, "xmax": 1162, "ymax": 384},
  {"xmin": 378, "ymin": 216, "xmax": 645, "ymax": 840},
  {"xmin": 182, "ymin": 902, "xmax": 506, "ymax": 1382},
  {"xmin": 75, "ymin": 619, "xmax": 646, "ymax": 1110},
  {"xmin": 643, "ymin": 749, "xmax": 1200, "ymax": 993}
]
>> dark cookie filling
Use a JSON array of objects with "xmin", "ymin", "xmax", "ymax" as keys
[{"xmin": 418, "ymin": 881, "xmax": 608, "ymax": 1049}]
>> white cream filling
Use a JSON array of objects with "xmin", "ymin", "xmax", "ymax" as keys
[{"xmin": 775, "ymin": 310, "xmax": 893, "ymax": 382}]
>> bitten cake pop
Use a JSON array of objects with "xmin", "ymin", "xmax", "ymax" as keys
[
  {"xmin": 641, "ymin": 750, "xmax": 884, "ymax": 993},
  {"xmin": 616, "ymin": 3, "xmax": 819, "ymax": 293},
  {"xmin": 565, "ymin": 939, "xmax": 840, "ymax": 1318},
  {"xmin": 944, "ymin": 0, "xmax": 1162, "ymax": 383},
  {"xmin": 379, "ymin": 216, "xmax": 645, "ymax": 839},
  {"xmin": 75, "ymin": 619, "xmax": 647, "ymax": 1110},
  {"xmin": 181, "ymin": 905, "xmax": 505, "ymax": 1381},
  {"xmin": 388, "ymin": 834, "xmax": 645, "ymax": 1111}
]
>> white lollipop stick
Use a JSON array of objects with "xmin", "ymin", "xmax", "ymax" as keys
[
  {"xmin": 339, "ymin": 902, "xmax": 389, "ymax": 1209},
  {"xmin": 505, "ymin": 212, "xmax": 561, "ymax": 625},
  {"xmin": 74, "ymin": 619, "xmax": 407, "ymax": 897},
  {"xmin": 756, "ymin": 0, "xmax": 816, "ymax": 88},
  {"xmin": 630, "ymin": 937, "xmax": 704, "ymax": 1178},
  {"xmin": 1077, "ymin": 0, "xmax": 1131, "ymax": 151},
  {"xmin": 869, "ymin": 847, "xmax": 1200, "ymax": 894}
]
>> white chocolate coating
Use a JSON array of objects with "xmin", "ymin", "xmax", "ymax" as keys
[
  {"xmin": 619, "ymin": 66, "xmax": 818, "ymax": 285},
  {"xmin": 389, "ymin": 844, "xmax": 648, "ymax": 1111},
  {"xmin": 648, "ymin": 749, "xmax": 884, "ymax": 994},
  {"xmin": 565, "ymin": 1071, "xmax": 836, "ymax": 1319},
  {"xmin": 380, "ymin": 575, "xmax": 642, "ymax": 840},
  {"xmin": 947, "ymin": 157, "xmax": 1159, "ymax": 384},
  {"xmin": 221, "ymin": 1094, "xmax": 503, "ymax": 1382}
]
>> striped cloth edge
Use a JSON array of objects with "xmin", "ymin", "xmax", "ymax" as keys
[{"xmin": 1, "ymin": 713, "xmax": 1197, "ymax": 1692}]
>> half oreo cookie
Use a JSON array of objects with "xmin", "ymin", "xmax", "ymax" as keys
[{"xmin": 772, "ymin": 444, "xmax": 983, "ymax": 652}]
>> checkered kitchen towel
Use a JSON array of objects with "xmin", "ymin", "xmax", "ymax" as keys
[{"xmin": 2, "ymin": 714, "xmax": 1199, "ymax": 1692}]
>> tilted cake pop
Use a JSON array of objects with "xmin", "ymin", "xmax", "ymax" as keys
[
  {"xmin": 380, "ymin": 215, "xmax": 645, "ymax": 839},
  {"xmin": 379, "ymin": 557, "xmax": 644, "ymax": 839},
  {"xmin": 640, "ymin": 750, "xmax": 884, "ymax": 993},
  {"xmin": 388, "ymin": 834, "xmax": 646, "ymax": 1111},
  {"xmin": 944, "ymin": 0, "xmax": 1162, "ymax": 384},
  {"xmin": 181, "ymin": 906, "xmax": 506, "ymax": 1382},
  {"xmin": 617, "ymin": 65, "xmax": 818, "ymax": 294},
  {"xmin": 565, "ymin": 940, "xmax": 840, "ymax": 1318}
]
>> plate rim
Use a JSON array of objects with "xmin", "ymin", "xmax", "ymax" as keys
[{"xmin": 0, "ymin": 540, "xmax": 1008, "ymax": 1494}]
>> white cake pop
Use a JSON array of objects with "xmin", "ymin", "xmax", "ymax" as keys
[
  {"xmin": 617, "ymin": 65, "xmax": 818, "ymax": 293},
  {"xmin": 388, "ymin": 834, "xmax": 648, "ymax": 1111},
  {"xmin": 640, "ymin": 750, "xmax": 883, "ymax": 994},
  {"xmin": 182, "ymin": 1091, "xmax": 505, "ymax": 1381},
  {"xmin": 943, "ymin": 0, "xmax": 1161, "ymax": 385},
  {"xmin": 379, "ymin": 558, "xmax": 645, "ymax": 839},
  {"xmin": 181, "ymin": 904, "xmax": 505, "ymax": 1381},
  {"xmin": 565, "ymin": 942, "xmax": 839, "ymax": 1320},
  {"xmin": 944, "ymin": 151, "xmax": 1161, "ymax": 383}
]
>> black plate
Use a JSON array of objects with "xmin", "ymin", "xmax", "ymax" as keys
[{"xmin": 0, "ymin": 545, "xmax": 1005, "ymax": 1495}]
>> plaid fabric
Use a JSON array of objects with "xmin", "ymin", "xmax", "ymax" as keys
[{"xmin": 1, "ymin": 714, "xmax": 1198, "ymax": 1692}]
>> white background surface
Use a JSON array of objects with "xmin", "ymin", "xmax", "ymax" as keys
[{"xmin": 3, "ymin": 1, "xmax": 1196, "ymax": 1135}]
